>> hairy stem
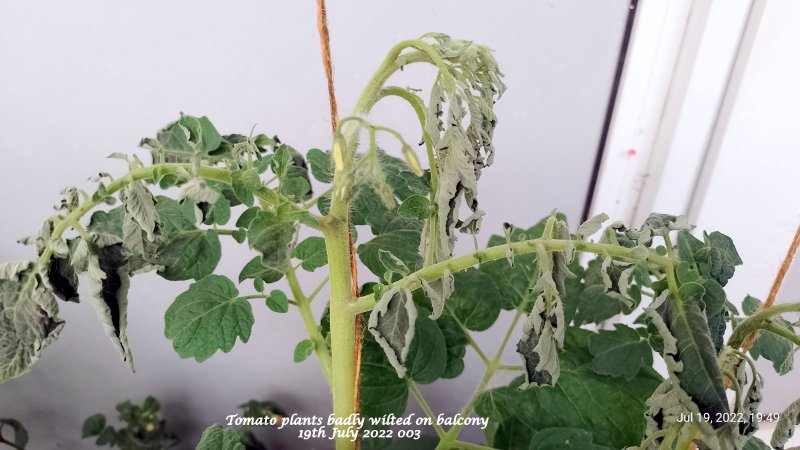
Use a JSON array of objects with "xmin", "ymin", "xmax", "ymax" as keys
[
  {"xmin": 286, "ymin": 265, "xmax": 332, "ymax": 386},
  {"xmin": 728, "ymin": 302, "xmax": 800, "ymax": 348},
  {"xmin": 352, "ymin": 239, "xmax": 675, "ymax": 314}
]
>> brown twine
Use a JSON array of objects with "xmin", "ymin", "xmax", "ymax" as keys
[
  {"xmin": 314, "ymin": 0, "xmax": 363, "ymax": 441},
  {"xmin": 741, "ymin": 225, "xmax": 800, "ymax": 353}
]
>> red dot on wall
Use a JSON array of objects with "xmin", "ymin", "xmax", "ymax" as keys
[{"xmin": 626, "ymin": 149, "xmax": 637, "ymax": 156}]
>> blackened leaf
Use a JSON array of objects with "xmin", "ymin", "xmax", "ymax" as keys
[
  {"xmin": 47, "ymin": 256, "xmax": 79, "ymax": 302},
  {"xmin": 743, "ymin": 295, "xmax": 795, "ymax": 374},
  {"xmin": 406, "ymin": 316, "xmax": 447, "ymax": 384},
  {"xmin": 164, "ymin": 275, "xmax": 253, "ymax": 362},
  {"xmin": 588, "ymin": 324, "xmax": 653, "ymax": 380},
  {"xmin": 0, "ymin": 261, "xmax": 64, "ymax": 382},
  {"xmin": 157, "ymin": 230, "xmax": 221, "ymax": 281},
  {"xmin": 660, "ymin": 297, "xmax": 730, "ymax": 427},
  {"xmin": 292, "ymin": 237, "xmax": 328, "ymax": 272},
  {"xmin": 307, "ymin": 148, "xmax": 333, "ymax": 183},
  {"xmin": 293, "ymin": 339, "xmax": 314, "ymax": 363},
  {"xmin": 247, "ymin": 210, "xmax": 298, "ymax": 273},
  {"xmin": 517, "ymin": 296, "xmax": 560, "ymax": 388},
  {"xmin": 447, "ymin": 268, "xmax": 501, "ymax": 331},
  {"xmin": 477, "ymin": 329, "xmax": 661, "ymax": 449},
  {"xmin": 86, "ymin": 244, "xmax": 134, "ymax": 371},
  {"xmin": 358, "ymin": 229, "xmax": 422, "ymax": 280},
  {"xmin": 367, "ymin": 288, "xmax": 417, "ymax": 378},
  {"xmin": 195, "ymin": 424, "xmax": 245, "ymax": 450}
]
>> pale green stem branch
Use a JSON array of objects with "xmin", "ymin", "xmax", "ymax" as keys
[
  {"xmin": 285, "ymin": 265, "xmax": 332, "ymax": 386},
  {"xmin": 407, "ymin": 380, "xmax": 445, "ymax": 436},
  {"xmin": 728, "ymin": 302, "xmax": 800, "ymax": 348},
  {"xmin": 352, "ymin": 239, "xmax": 675, "ymax": 314}
]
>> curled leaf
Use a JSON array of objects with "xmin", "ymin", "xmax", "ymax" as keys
[{"xmin": 367, "ymin": 288, "xmax": 417, "ymax": 378}]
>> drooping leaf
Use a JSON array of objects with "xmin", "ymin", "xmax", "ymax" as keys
[
  {"xmin": 195, "ymin": 424, "xmax": 245, "ymax": 450},
  {"xmin": 47, "ymin": 256, "xmax": 79, "ymax": 302},
  {"xmin": 588, "ymin": 324, "xmax": 653, "ymax": 380},
  {"xmin": 157, "ymin": 230, "xmax": 221, "ymax": 281},
  {"xmin": 164, "ymin": 275, "xmax": 254, "ymax": 362},
  {"xmin": 121, "ymin": 181, "xmax": 159, "ymax": 241},
  {"xmin": 417, "ymin": 270, "xmax": 453, "ymax": 320},
  {"xmin": 178, "ymin": 114, "xmax": 222, "ymax": 154},
  {"xmin": 247, "ymin": 210, "xmax": 298, "ymax": 273},
  {"xmin": 406, "ymin": 316, "xmax": 447, "ymax": 384},
  {"xmin": 87, "ymin": 208, "xmax": 124, "ymax": 238},
  {"xmin": 659, "ymin": 296, "xmax": 730, "ymax": 427},
  {"xmin": 367, "ymin": 288, "xmax": 417, "ymax": 378},
  {"xmin": 576, "ymin": 213, "xmax": 609, "ymax": 240},
  {"xmin": 477, "ymin": 329, "xmax": 662, "ymax": 449},
  {"xmin": 292, "ymin": 237, "xmax": 328, "ymax": 271},
  {"xmin": 771, "ymin": 398, "xmax": 800, "ymax": 450},
  {"xmin": 86, "ymin": 243, "xmax": 134, "ymax": 371},
  {"xmin": 517, "ymin": 294, "xmax": 561, "ymax": 388},
  {"xmin": 0, "ymin": 261, "xmax": 64, "ymax": 382}
]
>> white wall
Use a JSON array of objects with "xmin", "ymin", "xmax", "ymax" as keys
[{"xmin": 0, "ymin": 1, "xmax": 630, "ymax": 448}]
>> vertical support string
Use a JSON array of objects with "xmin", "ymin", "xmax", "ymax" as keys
[{"xmin": 314, "ymin": 2, "xmax": 363, "ymax": 444}]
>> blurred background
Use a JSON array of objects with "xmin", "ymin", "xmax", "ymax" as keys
[{"xmin": 0, "ymin": 0, "xmax": 797, "ymax": 448}]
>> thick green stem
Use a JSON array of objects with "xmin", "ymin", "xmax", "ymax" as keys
[
  {"xmin": 352, "ymin": 239, "xmax": 675, "ymax": 314},
  {"xmin": 728, "ymin": 302, "xmax": 800, "ymax": 348}
]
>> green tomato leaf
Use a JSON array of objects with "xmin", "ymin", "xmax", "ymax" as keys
[
  {"xmin": 231, "ymin": 169, "xmax": 261, "ymax": 207},
  {"xmin": 659, "ymin": 295, "xmax": 730, "ymax": 427},
  {"xmin": 367, "ymin": 288, "xmax": 417, "ymax": 378},
  {"xmin": 195, "ymin": 424, "xmax": 245, "ymax": 450},
  {"xmin": 157, "ymin": 230, "xmax": 221, "ymax": 281},
  {"xmin": 154, "ymin": 196, "xmax": 197, "ymax": 235},
  {"xmin": 397, "ymin": 195, "xmax": 432, "ymax": 220},
  {"xmin": 164, "ymin": 275, "xmax": 254, "ymax": 362},
  {"xmin": 477, "ymin": 329, "xmax": 662, "ymax": 449},
  {"xmin": 238, "ymin": 256, "xmax": 283, "ymax": 285},
  {"xmin": 82, "ymin": 414, "xmax": 106, "ymax": 438},
  {"xmin": 178, "ymin": 114, "xmax": 222, "ymax": 154},
  {"xmin": 247, "ymin": 210, "xmax": 298, "ymax": 273},
  {"xmin": 588, "ymin": 324, "xmax": 653, "ymax": 380},
  {"xmin": 292, "ymin": 237, "xmax": 328, "ymax": 271},
  {"xmin": 359, "ymin": 325, "xmax": 409, "ymax": 424},
  {"xmin": 293, "ymin": 339, "xmax": 314, "ymax": 363},
  {"xmin": 528, "ymin": 427, "xmax": 611, "ymax": 450},
  {"xmin": 447, "ymin": 268, "xmax": 501, "ymax": 331},
  {"xmin": 436, "ymin": 314, "xmax": 467, "ymax": 378},
  {"xmin": 265, "ymin": 290, "xmax": 289, "ymax": 313},
  {"xmin": 88, "ymin": 207, "xmax": 124, "ymax": 238},
  {"xmin": 357, "ymin": 229, "xmax": 422, "ymax": 280},
  {"xmin": 406, "ymin": 316, "xmax": 447, "ymax": 384},
  {"xmin": 743, "ymin": 295, "xmax": 795, "ymax": 374},
  {"xmin": 307, "ymin": 148, "xmax": 333, "ymax": 183}
]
